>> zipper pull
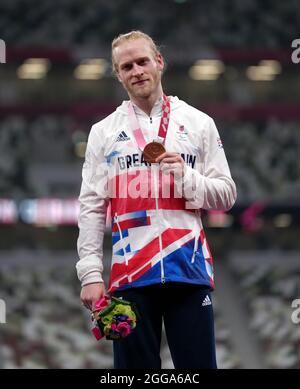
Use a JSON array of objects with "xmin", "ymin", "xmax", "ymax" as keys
[{"xmin": 150, "ymin": 116, "xmax": 153, "ymax": 124}]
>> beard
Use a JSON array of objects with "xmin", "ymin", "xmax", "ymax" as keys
[
  {"xmin": 133, "ymin": 84, "xmax": 152, "ymax": 98},
  {"xmin": 127, "ymin": 72, "xmax": 161, "ymax": 100}
]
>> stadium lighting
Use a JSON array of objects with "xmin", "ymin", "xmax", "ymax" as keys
[
  {"xmin": 74, "ymin": 141, "xmax": 87, "ymax": 158},
  {"xmin": 17, "ymin": 58, "xmax": 50, "ymax": 79},
  {"xmin": 274, "ymin": 214, "xmax": 292, "ymax": 228},
  {"xmin": 74, "ymin": 58, "xmax": 108, "ymax": 80},
  {"xmin": 71, "ymin": 130, "xmax": 87, "ymax": 158},
  {"xmin": 246, "ymin": 60, "xmax": 281, "ymax": 81},
  {"xmin": 189, "ymin": 59, "xmax": 225, "ymax": 80},
  {"xmin": 0, "ymin": 199, "xmax": 17, "ymax": 224},
  {"xmin": 19, "ymin": 199, "xmax": 80, "ymax": 226}
]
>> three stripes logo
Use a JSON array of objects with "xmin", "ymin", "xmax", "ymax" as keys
[
  {"xmin": 116, "ymin": 131, "xmax": 130, "ymax": 142},
  {"xmin": 202, "ymin": 295, "xmax": 212, "ymax": 307}
]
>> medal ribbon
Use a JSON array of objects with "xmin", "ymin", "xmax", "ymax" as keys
[{"xmin": 128, "ymin": 94, "xmax": 170, "ymax": 151}]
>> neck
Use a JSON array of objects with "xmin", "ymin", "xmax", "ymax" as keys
[{"xmin": 130, "ymin": 86, "xmax": 163, "ymax": 116}]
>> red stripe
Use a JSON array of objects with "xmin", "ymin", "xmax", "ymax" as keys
[
  {"xmin": 161, "ymin": 228, "xmax": 192, "ymax": 250},
  {"xmin": 126, "ymin": 237, "xmax": 160, "ymax": 274},
  {"xmin": 127, "ymin": 228, "xmax": 191, "ymax": 275},
  {"xmin": 109, "ymin": 262, "xmax": 127, "ymax": 285},
  {"xmin": 131, "ymin": 262, "xmax": 152, "ymax": 282},
  {"xmin": 111, "ymin": 216, "xmax": 151, "ymax": 232},
  {"xmin": 109, "ymin": 171, "xmax": 197, "ymax": 216},
  {"xmin": 111, "ymin": 197, "xmax": 192, "ymax": 215},
  {"xmin": 200, "ymin": 229, "xmax": 213, "ymax": 260},
  {"xmin": 109, "ymin": 228, "xmax": 192, "ymax": 288},
  {"xmin": 109, "ymin": 237, "xmax": 160, "ymax": 288},
  {"xmin": 108, "ymin": 275, "xmax": 128, "ymax": 292}
]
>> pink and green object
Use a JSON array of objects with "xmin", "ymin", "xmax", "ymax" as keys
[{"xmin": 91, "ymin": 296, "xmax": 139, "ymax": 341}]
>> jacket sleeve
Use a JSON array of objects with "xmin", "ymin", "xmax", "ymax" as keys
[
  {"xmin": 76, "ymin": 125, "xmax": 109, "ymax": 286},
  {"xmin": 179, "ymin": 116, "xmax": 237, "ymax": 211}
]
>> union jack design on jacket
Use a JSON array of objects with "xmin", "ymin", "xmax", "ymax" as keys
[{"xmin": 76, "ymin": 96, "xmax": 237, "ymax": 294}]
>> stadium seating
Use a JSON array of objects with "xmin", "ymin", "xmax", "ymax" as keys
[
  {"xmin": 229, "ymin": 251, "xmax": 300, "ymax": 369},
  {"xmin": 1, "ymin": 114, "xmax": 299, "ymax": 204},
  {"xmin": 0, "ymin": 0, "xmax": 299, "ymax": 371},
  {"xmin": 0, "ymin": 251, "xmax": 240, "ymax": 368},
  {"xmin": 0, "ymin": 0, "xmax": 297, "ymax": 49}
]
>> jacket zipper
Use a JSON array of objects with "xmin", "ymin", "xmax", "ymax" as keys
[
  {"xmin": 148, "ymin": 115, "xmax": 164, "ymax": 283},
  {"xmin": 191, "ymin": 210, "xmax": 200, "ymax": 263},
  {"xmin": 115, "ymin": 212, "xmax": 128, "ymax": 266},
  {"xmin": 191, "ymin": 235, "xmax": 199, "ymax": 263},
  {"xmin": 153, "ymin": 164, "xmax": 165, "ymax": 283}
]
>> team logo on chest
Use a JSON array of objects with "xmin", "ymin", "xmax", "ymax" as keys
[
  {"xmin": 116, "ymin": 131, "xmax": 131, "ymax": 142},
  {"xmin": 176, "ymin": 125, "xmax": 188, "ymax": 141}
]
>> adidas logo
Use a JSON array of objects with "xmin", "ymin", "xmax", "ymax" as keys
[
  {"xmin": 202, "ymin": 295, "xmax": 212, "ymax": 306},
  {"xmin": 116, "ymin": 131, "xmax": 130, "ymax": 142}
]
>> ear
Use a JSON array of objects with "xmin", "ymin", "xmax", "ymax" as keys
[
  {"xmin": 156, "ymin": 53, "xmax": 164, "ymax": 72},
  {"xmin": 115, "ymin": 69, "xmax": 123, "ymax": 83},
  {"xmin": 113, "ymin": 58, "xmax": 122, "ymax": 82}
]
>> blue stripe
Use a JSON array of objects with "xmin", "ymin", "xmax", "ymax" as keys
[{"xmin": 112, "ymin": 229, "xmax": 129, "ymax": 245}]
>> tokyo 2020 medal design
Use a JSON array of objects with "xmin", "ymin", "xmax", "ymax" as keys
[{"xmin": 143, "ymin": 142, "xmax": 166, "ymax": 163}]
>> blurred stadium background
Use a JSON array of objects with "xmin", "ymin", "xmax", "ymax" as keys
[{"xmin": 0, "ymin": 0, "xmax": 300, "ymax": 369}]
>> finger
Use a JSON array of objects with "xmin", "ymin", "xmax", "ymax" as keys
[
  {"xmin": 82, "ymin": 300, "xmax": 92, "ymax": 311},
  {"xmin": 91, "ymin": 300, "xmax": 98, "ymax": 311},
  {"xmin": 155, "ymin": 152, "xmax": 179, "ymax": 162},
  {"xmin": 160, "ymin": 163, "xmax": 171, "ymax": 172},
  {"xmin": 161, "ymin": 164, "xmax": 175, "ymax": 174},
  {"xmin": 161, "ymin": 163, "xmax": 183, "ymax": 177},
  {"xmin": 155, "ymin": 154, "xmax": 167, "ymax": 163},
  {"xmin": 161, "ymin": 167, "xmax": 175, "ymax": 175},
  {"xmin": 160, "ymin": 157, "xmax": 181, "ymax": 164},
  {"xmin": 161, "ymin": 164, "xmax": 178, "ymax": 173}
]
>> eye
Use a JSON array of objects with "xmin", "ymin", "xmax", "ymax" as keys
[
  {"xmin": 123, "ymin": 64, "xmax": 132, "ymax": 71},
  {"xmin": 138, "ymin": 59, "xmax": 148, "ymax": 66}
]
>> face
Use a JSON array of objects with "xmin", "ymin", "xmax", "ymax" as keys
[{"xmin": 113, "ymin": 38, "xmax": 164, "ymax": 100}]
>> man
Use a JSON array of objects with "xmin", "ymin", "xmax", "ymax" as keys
[{"xmin": 76, "ymin": 30, "xmax": 237, "ymax": 369}]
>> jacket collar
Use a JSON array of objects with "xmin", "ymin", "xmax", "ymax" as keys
[{"xmin": 132, "ymin": 95, "xmax": 164, "ymax": 118}]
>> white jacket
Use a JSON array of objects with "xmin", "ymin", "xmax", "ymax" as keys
[{"xmin": 76, "ymin": 96, "xmax": 236, "ymax": 293}]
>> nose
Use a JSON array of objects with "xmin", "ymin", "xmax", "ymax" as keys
[{"xmin": 132, "ymin": 63, "xmax": 143, "ymax": 77}]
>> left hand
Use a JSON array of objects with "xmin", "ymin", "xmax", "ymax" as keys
[{"xmin": 155, "ymin": 152, "xmax": 185, "ymax": 179}]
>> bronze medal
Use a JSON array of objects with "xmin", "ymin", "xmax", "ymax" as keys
[{"xmin": 143, "ymin": 141, "xmax": 166, "ymax": 163}]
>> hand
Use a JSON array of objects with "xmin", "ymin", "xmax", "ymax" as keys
[
  {"xmin": 80, "ymin": 282, "xmax": 106, "ymax": 311},
  {"xmin": 155, "ymin": 151, "xmax": 185, "ymax": 179}
]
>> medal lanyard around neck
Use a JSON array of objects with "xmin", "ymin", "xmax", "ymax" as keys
[{"xmin": 128, "ymin": 94, "xmax": 171, "ymax": 151}]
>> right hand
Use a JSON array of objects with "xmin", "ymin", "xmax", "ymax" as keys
[{"xmin": 80, "ymin": 282, "xmax": 106, "ymax": 311}]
